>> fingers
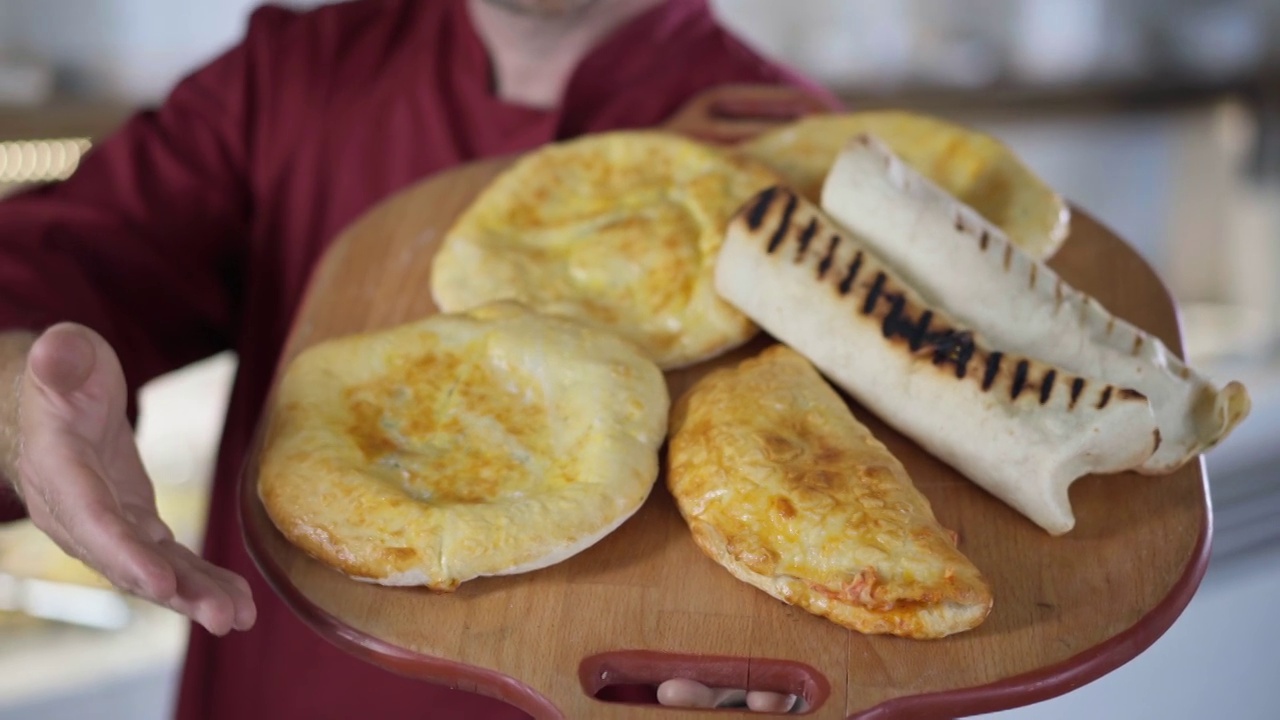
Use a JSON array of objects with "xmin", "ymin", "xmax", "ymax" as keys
[
  {"xmin": 702, "ymin": 84, "xmax": 840, "ymax": 119},
  {"xmin": 19, "ymin": 443, "xmax": 256, "ymax": 635},
  {"xmin": 681, "ymin": 118, "xmax": 792, "ymax": 145},
  {"xmin": 16, "ymin": 322, "xmax": 257, "ymax": 635},
  {"xmin": 748, "ymin": 690, "xmax": 802, "ymax": 713},
  {"xmin": 122, "ymin": 500, "xmax": 176, "ymax": 544},
  {"xmin": 26, "ymin": 468, "xmax": 256, "ymax": 635},
  {"xmin": 656, "ymin": 678, "xmax": 720, "ymax": 708},
  {"xmin": 662, "ymin": 82, "xmax": 839, "ymax": 145},
  {"xmin": 160, "ymin": 540, "xmax": 257, "ymax": 635},
  {"xmin": 656, "ymin": 678, "xmax": 800, "ymax": 713},
  {"xmin": 22, "ymin": 442, "xmax": 177, "ymax": 601}
]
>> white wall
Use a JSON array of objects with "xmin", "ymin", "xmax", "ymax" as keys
[
  {"xmin": 3, "ymin": 0, "xmax": 1273, "ymax": 103},
  {"xmin": 0, "ymin": 0, "xmax": 332, "ymax": 101}
]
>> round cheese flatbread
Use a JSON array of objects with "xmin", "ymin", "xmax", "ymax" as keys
[
  {"xmin": 258, "ymin": 301, "xmax": 669, "ymax": 590},
  {"xmin": 739, "ymin": 110, "xmax": 1071, "ymax": 259},
  {"xmin": 668, "ymin": 345, "xmax": 993, "ymax": 639},
  {"xmin": 430, "ymin": 131, "xmax": 780, "ymax": 369}
]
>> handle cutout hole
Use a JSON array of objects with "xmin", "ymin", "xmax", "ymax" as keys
[{"xmin": 580, "ymin": 650, "xmax": 829, "ymax": 714}]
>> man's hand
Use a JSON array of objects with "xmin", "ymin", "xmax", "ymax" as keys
[
  {"xmin": 9, "ymin": 323, "xmax": 255, "ymax": 635},
  {"xmin": 656, "ymin": 679, "xmax": 803, "ymax": 713},
  {"xmin": 662, "ymin": 83, "xmax": 840, "ymax": 145}
]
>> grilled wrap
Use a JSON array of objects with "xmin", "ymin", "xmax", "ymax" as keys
[
  {"xmin": 820, "ymin": 134, "xmax": 1250, "ymax": 474},
  {"xmin": 716, "ymin": 187, "xmax": 1159, "ymax": 535}
]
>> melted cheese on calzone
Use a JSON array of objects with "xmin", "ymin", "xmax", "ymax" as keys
[{"xmin": 667, "ymin": 345, "xmax": 992, "ymax": 639}]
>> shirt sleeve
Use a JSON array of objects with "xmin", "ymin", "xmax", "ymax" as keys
[
  {"xmin": 0, "ymin": 41, "xmax": 255, "ymax": 384},
  {"xmin": 0, "ymin": 9, "xmax": 298, "ymax": 523}
]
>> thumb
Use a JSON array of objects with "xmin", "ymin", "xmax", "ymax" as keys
[{"xmin": 27, "ymin": 323, "xmax": 99, "ymax": 397}]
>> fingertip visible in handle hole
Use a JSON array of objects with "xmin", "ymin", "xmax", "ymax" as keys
[{"xmin": 580, "ymin": 650, "xmax": 828, "ymax": 714}]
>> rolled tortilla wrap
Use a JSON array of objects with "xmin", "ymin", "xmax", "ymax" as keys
[
  {"xmin": 819, "ymin": 134, "xmax": 1249, "ymax": 474},
  {"xmin": 716, "ymin": 187, "xmax": 1159, "ymax": 535}
]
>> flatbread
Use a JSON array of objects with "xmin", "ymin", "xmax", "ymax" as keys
[
  {"xmin": 257, "ymin": 301, "xmax": 669, "ymax": 589},
  {"xmin": 716, "ymin": 187, "xmax": 1159, "ymax": 535},
  {"xmin": 667, "ymin": 344, "xmax": 993, "ymax": 639},
  {"xmin": 821, "ymin": 135, "xmax": 1250, "ymax": 473},
  {"xmin": 739, "ymin": 110, "xmax": 1070, "ymax": 259},
  {"xmin": 431, "ymin": 130, "xmax": 780, "ymax": 369}
]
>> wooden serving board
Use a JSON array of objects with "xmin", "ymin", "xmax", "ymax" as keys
[{"xmin": 239, "ymin": 156, "xmax": 1211, "ymax": 719}]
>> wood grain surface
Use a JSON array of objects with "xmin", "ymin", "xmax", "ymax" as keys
[{"xmin": 239, "ymin": 155, "xmax": 1211, "ymax": 719}]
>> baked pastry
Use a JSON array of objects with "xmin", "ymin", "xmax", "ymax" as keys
[
  {"xmin": 739, "ymin": 110, "xmax": 1070, "ymax": 259},
  {"xmin": 715, "ymin": 187, "xmax": 1159, "ymax": 535},
  {"xmin": 257, "ymin": 301, "xmax": 669, "ymax": 589},
  {"xmin": 430, "ymin": 130, "xmax": 780, "ymax": 369},
  {"xmin": 821, "ymin": 135, "xmax": 1250, "ymax": 474},
  {"xmin": 667, "ymin": 344, "xmax": 993, "ymax": 638}
]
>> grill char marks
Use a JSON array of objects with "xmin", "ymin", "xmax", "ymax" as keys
[
  {"xmin": 745, "ymin": 186, "xmax": 778, "ymax": 231},
  {"xmin": 882, "ymin": 295, "xmax": 935, "ymax": 352},
  {"xmin": 796, "ymin": 218, "xmax": 818, "ymax": 261},
  {"xmin": 861, "ymin": 272, "xmax": 886, "ymax": 313},
  {"xmin": 1070, "ymin": 377, "xmax": 1085, "ymax": 408},
  {"xmin": 1097, "ymin": 386, "xmax": 1114, "ymax": 409},
  {"xmin": 878, "ymin": 290, "xmax": 970, "ymax": 378},
  {"xmin": 892, "ymin": 308, "xmax": 933, "ymax": 352},
  {"xmin": 767, "ymin": 193, "xmax": 798, "ymax": 254},
  {"xmin": 751, "ymin": 191, "xmax": 987, "ymax": 382},
  {"xmin": 817, "ymin": 236, "xmax": 840, "ymax": 278},
  {"xmin": 982, "ymin": 352, "xmax": 1003, "ymax": 391},
  {"xmin": 1010, "ymin": 360, "xmax": 1030, "ymax": 400},
  {"xmin": 1039, "ymin": 369, "xmax": 1057, "ymax": 404},
  {"xmin": 737, "ymin": 188, "xmax": 1143, "ymax": 411},
  {"xmin": 928, "ymin": 330, "xmax": 975, "ymax": 379},
  {"xmin": 838, "ymin": 252, "xmax": 863, "ymax": 295}
]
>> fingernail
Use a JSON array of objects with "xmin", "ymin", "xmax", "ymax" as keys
[{"xmin": 30, "ymin": 325, "xmax": 96, "ymax": 395}]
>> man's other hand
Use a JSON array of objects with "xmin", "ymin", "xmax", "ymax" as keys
[
  {"xmin": 662, "ymin": 83, "xmax": 840, "ymax": 145},
  {"xmin": 12, "ymin": 322, "xmax": 256, "ymax": 635}
]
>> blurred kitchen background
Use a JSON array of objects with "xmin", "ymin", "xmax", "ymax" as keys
[{"xmin": 1, "ymin": 1, "xmax": 1278, "ymax": 718}]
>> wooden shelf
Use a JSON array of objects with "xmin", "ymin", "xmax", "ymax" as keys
[{"xmin": 0, "ymin": 100, "xmax": 133, "ymax": 141}]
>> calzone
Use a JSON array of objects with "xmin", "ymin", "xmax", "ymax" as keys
[{"xmin": 667, "ymin": 344, "xmax": 993, "ymax": 639}]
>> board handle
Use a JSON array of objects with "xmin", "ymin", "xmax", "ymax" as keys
[{"xmin": 576, "ymin": 650, "xmax": 831, "ymax": 717}]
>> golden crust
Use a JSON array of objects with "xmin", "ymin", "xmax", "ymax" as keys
[
  {"xmin": 257, "ymin": 301, "xmax": 669, "ymax": 590},
  {"xmin": 430, "ymin": 131, "xmax": 781, "ymax": 369},
  {"xmin": 667, "ymin": 345, "xmax": 992, "ymax": 638},
  {"xmin": 739, "ymin": 111, "xmax": 1071, "ymax": 260}
]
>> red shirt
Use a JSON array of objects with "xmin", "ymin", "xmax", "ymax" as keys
[{"xmin": 0, "ymin": 1, "xmax": 833, "ymax": 717}]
